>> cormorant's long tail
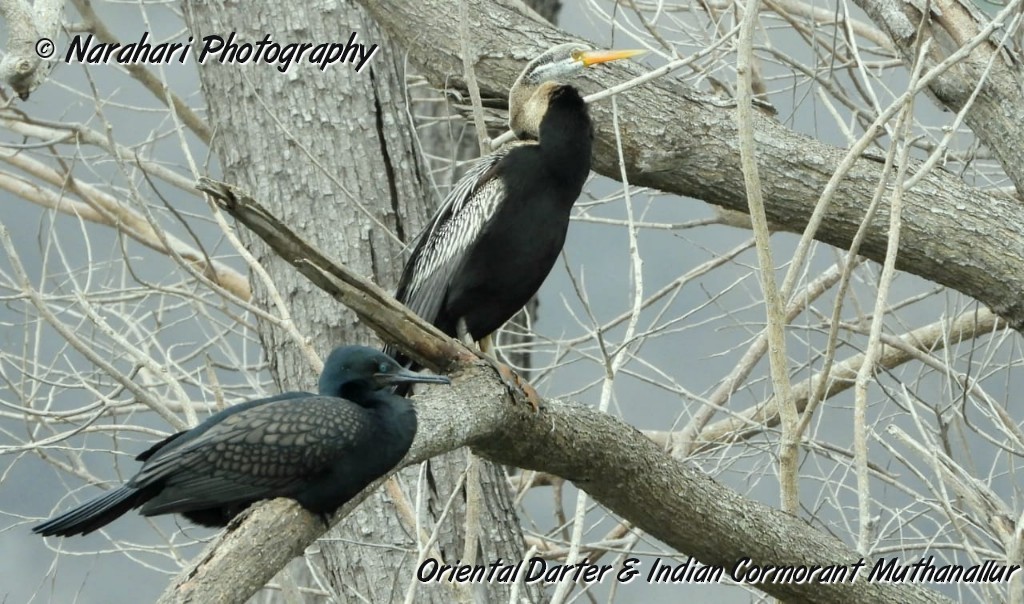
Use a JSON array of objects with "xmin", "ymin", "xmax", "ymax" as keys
[{"xmin": 33, "ymin": 486, "xmax": 146, "ymax": 537}]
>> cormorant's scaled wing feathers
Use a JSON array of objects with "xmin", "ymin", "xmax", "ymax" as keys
[
  {"xmin": 392, "ymin": 141, "xmax": 532, "ymax": 336},
  {"xmin": 130, "ymin": 397, "xmax": 374, "ymax": 515},
  {"xmin": 135, "ymin": 391, "xmax": 309, "ymax": 462}
]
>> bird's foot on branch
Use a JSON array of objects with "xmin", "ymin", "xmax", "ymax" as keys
[
  {"xmin": 495, "ymin": 362, "xmax": 542, "ymax": 413},
  {"xmin": 455, "ymin": 318, "xmax": 476, "ymax": 348}
]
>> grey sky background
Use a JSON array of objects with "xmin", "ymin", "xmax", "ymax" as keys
[{"xmin": 0, "ymin": 1, "xmax": 1013, "ymax": 603}]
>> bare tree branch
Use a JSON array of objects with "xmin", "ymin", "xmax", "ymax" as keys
[
  {"xmin": 158, "ymin": 181, "xmax": 954, "ymax": 604},
  {"xmin": 70, "ymin": 0, "xmax": 212, "ymax": 144},
  {"xmin": 10, "ymin": 2, "xmax": 1022, "ymax": 602},
  {"xmin": 691, "ymin": 305, "xmax": 1004, "ymax": 451},
  {"xmin": 853, "ymin": 0, "xmax": 1024, "ymax": 195},
  {"xmin": 0, "ymin": 0, "xmax": 62, "ymax": 99},
  {"xmin": 356, "ymin": 0, "xmax": 1024, "ymax": 331},
  {"xmin": 196, "ymin": 179, "xmax": 472, "ymax": 374}
]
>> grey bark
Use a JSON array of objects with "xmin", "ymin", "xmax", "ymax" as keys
[
  {"xmin": 155, "ymin": 0, "xmax": 1021, "ymax": 601},
  {"xmin": 182, "ymin": 1, "xmax": 531, "ymax": 601},
  {"xmin": 356, "ymin": 0, "xmax": 1024, "ymax": 331},
  {"xmin": 852, "ymin": 0, "xmax": 1024, "ymax": 196},
  {"xmin": 158, "ymin": 366, "xmax": 956, "ymax": 604},
  {"xmin": 158, "ymin": 182, "xmax": 954, "ymax": 604},
  {"xmin": 0, "ymin": 0, "xmax": 62, "ymax": 99}
]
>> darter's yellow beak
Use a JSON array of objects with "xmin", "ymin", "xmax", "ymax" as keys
[{"xmin": 578, "ymin": 48, "xmax": 646, "ymax": 67}]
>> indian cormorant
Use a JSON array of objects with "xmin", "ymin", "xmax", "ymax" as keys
[
  {"xmin": 386, "ymin": 44, "xmax": 642, "ymax": 368},
  {"xmin": 33, "ymin": 346, "xmax": 449, "ymax": 537}
]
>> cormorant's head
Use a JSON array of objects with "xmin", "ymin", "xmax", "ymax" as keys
[
  {"xmin": 508, "ymin": 43, "xmax": 645, "ymax": 138},
  {"xmin": 319, "ymin": 345, "xmax": 451, "ymax": 401}
]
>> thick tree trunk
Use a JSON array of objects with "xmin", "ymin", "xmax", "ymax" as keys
[{"xmin": 182, "ymin": 0, "xmax": 533, "ymax": 600}]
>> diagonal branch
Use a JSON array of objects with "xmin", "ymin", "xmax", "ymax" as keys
[
  {"xmin": 853, "ymin": 0, "xmax": 1024, "ymax": 195},
  {"xmin": 691, "ymin": 305, "xmax": 1004, "ymax": 453},
  {"xmin": 196, "ymin": 178, "xmax": 471, "ymax": 374},
  {"xmin": 70, "ymin": 0, "xmax": 213, "ymax": 144},
  {"xmin": 159, "ymin": 179, "xmax": 953, "ymax": 604}
]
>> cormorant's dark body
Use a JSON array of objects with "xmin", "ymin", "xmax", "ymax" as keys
[
  {"xmin": 406, "ymin": 85, "xmax": 593, "ymax": 344},
  {"xmin": 33, "ymin": 346, "xmax": 448, "ymax": 537}
]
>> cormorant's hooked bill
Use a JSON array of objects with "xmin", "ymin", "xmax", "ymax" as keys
[
  {"xmin": 33, "ymin": 346, "xmax": 449, "ymax": 537},
  {"xmin": 386, "ymin": 43, "xmax": 644, "ymax": 371}
]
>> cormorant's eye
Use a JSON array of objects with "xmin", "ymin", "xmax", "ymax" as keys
[{"xmin": 379, "ymin": 362, "xmax": 391, "ymax": 374}]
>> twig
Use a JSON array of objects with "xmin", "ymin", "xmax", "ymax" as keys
[{"xmin": 736, "ymin": 0, "xmax": 798, "ymax": 513}]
